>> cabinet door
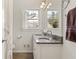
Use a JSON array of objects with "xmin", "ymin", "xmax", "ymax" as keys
[
  {"xmin": 40, "ymin": 44, "xmax": 62, "ymax": 59},
  {"xmin": 33, "ymin": 43, "xmax": 41, "ymax": 59}
]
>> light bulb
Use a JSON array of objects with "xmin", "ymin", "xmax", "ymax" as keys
[
  {"xmin": 47, "ymin": 3, "xmax": 52, "ymax": 9},
  {"xmin": 40, "ymin": 5, "xmax": 43, "ymax": 8},
  {"xmin": 49, "ymin": 3, "xmax": 52, "ymax": 6},
  {"xmin": 42, "ymin": 2, "xmax": 45, "ymax": 6},
  {"xmin": 47, "ymin": 5, "xmax": 49, "ymax": 9}
]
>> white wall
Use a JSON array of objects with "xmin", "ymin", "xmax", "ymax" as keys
[
  {"xmin": 13, "ymin": 0, "xmax": 41, "ymax": 52},
  {"xmin": 62, "ymin": 0, "xmax": 76, "ymax": 59},
  {"xmin": 13, "ymin": 0, "xmax": 62, "ymax": 52}
]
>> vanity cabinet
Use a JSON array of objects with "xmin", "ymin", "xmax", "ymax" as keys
[
  {"xmin": 40, "ymin": 44, "xmax": 62, "ymax": 59},
  {"xmin": 33, "ymin": 41, "xmax": 41, "ymax": 59},
  {"xmin": 33, "ymin": 41, "xmax": 62, "ymax": 59}
]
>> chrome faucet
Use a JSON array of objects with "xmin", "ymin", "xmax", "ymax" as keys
[
  {"xmin": 47, "ymin": 30, "xmax": 52, "ymax": 36},
  {"xmin": 42, "ymin": 29, "xmax": 52, "ymax": 36}
]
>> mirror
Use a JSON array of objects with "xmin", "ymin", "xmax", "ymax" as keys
[
  {"xmin": 46, "ymin": 0, "xmax": 62, "ymax": 29},
  {"xmin": 47, "ymin": 10, "xmax": 59, "ymax": 28}
]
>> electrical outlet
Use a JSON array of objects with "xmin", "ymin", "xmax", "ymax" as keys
[
  {"xmin": 24, "ymin": 44, "xmax": 26, "ymax": 47},
  {"xmin": 27, "ymin": 44, "xmax": 30, "ymax": 48},
  {"xmin": 24, "ymin": 44, "xmax": 30, "ymax": 48}
]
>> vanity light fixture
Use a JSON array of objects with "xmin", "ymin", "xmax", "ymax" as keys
[
  {"xmin": 40, "ymin": 5, "xmax": 43, "ymax": 9},
  {"xmin": 47, "ymin": 3, "xmax": 52, "ymax": 9},
  {"xmin": 40, "ymin": 0, "xmax": 52, "ymax": 9},
  {"xmin": 40, "ymin": 2, "xmax": 46, "ymax": 8},
  {"xmin": 42, "ymin": 2, "xmax": 46, "ymax": 6}
]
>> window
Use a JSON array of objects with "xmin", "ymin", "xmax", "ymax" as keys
[{"xmin": 23, "ymin": 9, "xmax": 39, "ymax": 29}]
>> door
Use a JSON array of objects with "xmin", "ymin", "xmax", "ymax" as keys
[{"xmin": 2, "ymin": 0, "xmax": 13, "ymax": 59}]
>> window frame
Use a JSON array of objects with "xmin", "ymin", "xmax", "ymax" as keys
[{"xmin": 23, "ymin": 9, "xmax": 40, "ymax": 30}]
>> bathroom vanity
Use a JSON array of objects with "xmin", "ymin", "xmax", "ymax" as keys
[{"xmin": 33, "ymin": 34, "xmax": 63, "ymax": 59}]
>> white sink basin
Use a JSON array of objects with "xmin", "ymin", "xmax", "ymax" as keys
[
  {"xmin": 35, "ymin": 36, "xmax": 56, "ymax": 43},
  {"xmin": 33, "ymin": 34, "xmax": 62, "ymax": 44}
]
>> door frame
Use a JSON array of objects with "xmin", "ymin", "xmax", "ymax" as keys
[{"xmin": 3, "ymin": 0, "xmax": 13, "ymax": 59}]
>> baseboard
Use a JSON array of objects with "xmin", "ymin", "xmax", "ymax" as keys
[{"xmin": 13, "ymin": 50, "xmax": 33, "ymax": 53}]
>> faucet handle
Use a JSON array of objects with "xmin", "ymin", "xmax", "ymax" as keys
[{"xmin": 47, "ymin": 30, "xmax": 52, "ymax": 36}]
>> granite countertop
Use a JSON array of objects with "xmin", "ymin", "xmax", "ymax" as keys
[{"xmin": 33, "ymin": 34, "xmax": 63, "ymax": 44}]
